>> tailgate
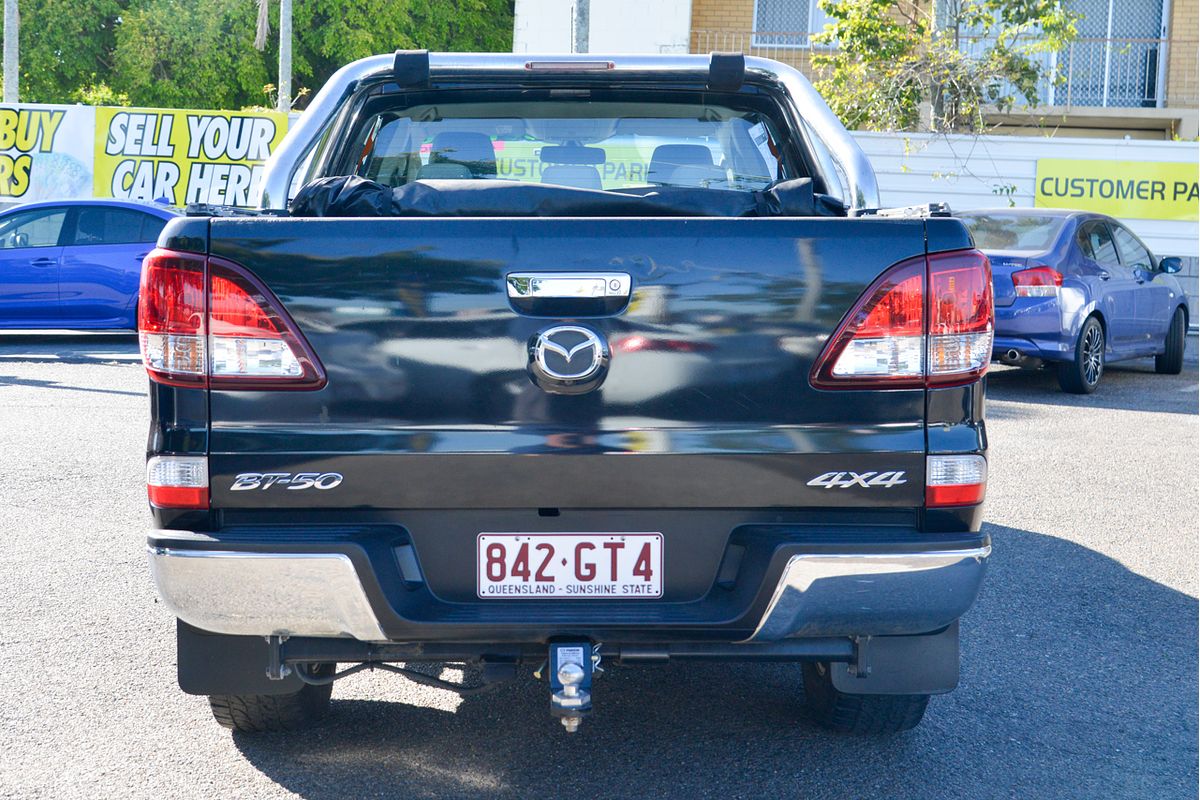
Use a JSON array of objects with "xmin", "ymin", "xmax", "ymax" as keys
[{"xmin": 206, "ymin": 216, "xmax": 929, "ymax": 510}]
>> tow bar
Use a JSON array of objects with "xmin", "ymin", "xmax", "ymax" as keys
[{"xmin": 546, "ymin": 641, "xmax": 598, "ymax": 733}]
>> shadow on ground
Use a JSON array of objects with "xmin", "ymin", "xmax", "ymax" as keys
[
  {"xmin": 232, "ymin": 525, "xmax": 1198, "ymax": 800},
  {"xmin": 0, "ymin": 332, "xmax": 140, "ymax": 365},
  {"xmin": 987, "ymin": 359, "xmax": 1198, "ymax": 416}
]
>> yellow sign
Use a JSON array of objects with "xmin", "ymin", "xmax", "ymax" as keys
[
  {"xmin": 93, "ymin": 107, "xmax": 288, "ymax": 207},
  {"xmin": 1035, "ymin": 158, "xmax": 1199, "ymax": 221},
  {"xmin": 484, "ymin": 140, "xmax": 656, "ymax": 189}
]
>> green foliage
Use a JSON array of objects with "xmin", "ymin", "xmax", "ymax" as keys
[
  {"xmin": 9, "ymin": 0, "xmax": 515, "ymax": 109},
  {"xmin": 813, "ymin": 0, "xmax": 1078, "ymax": 132},
  {"xmin": 17, "ymin": 0, "xmax": 124, "ymax": 104},
  {"xmin": 112, "ymin": 0, "xmax": 271, "ymax": 109},
  {"xmin": 71, "ymin": 82, "xmax": 131, "ymax": 106}
]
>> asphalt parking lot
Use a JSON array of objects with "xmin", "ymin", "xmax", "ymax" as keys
[{"xmin": 1, "ymin": 333, "xmax": 1196, "ymax": 800}]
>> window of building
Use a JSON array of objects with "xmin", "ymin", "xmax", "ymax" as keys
[{"xmin": 752, "ymin": 0, "xmax": 834, "ymax": 49}]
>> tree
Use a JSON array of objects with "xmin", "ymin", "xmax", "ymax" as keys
[
  {"xmin": 107, "ymin": 0, "xmax": 514, "ymax": 110},
  {"xmin": 813, "ymin": 0, "xmax": 1078, "ymax": 132},
  {"xmin": 111, "ymin": 0, "xmax": 271, "ymax": 109},
  {"xmin": 15, "ymin": 0, "xmax": 124, "ymax": 104}
]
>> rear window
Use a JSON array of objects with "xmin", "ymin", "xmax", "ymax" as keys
[
  {"xmin": 350, "ymin": 100, "xmax": 792, "ymax": 193},
  {"xmin": 959, "ymin": 213, "xmax": 1064, "ymax": 252}
]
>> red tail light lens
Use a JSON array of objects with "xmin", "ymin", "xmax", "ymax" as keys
[
  {"xmin": 1012, "ymin": 265, "xmax": 1063, "ymax": 297},
  {"xmin": 812, "ymin": 249, "xmax": 993, "ymax": 389},
  {"xmin": 138, "ymin": 249, "xmax": 206, "ymax": 387},
  {"xmin": 927, "ymin": 249, "xmax": 994, "ymax": 385},
  {"xmin": 138, "ymin": 250, "xmax": 325, "ymax": 390}
]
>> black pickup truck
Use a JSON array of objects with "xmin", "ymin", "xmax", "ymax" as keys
[{"xmin": 141, "ymin": 52, "xmax": 993, "ymax": 735}]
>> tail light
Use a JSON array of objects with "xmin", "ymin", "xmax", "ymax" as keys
[
  {"xmin": 138, "ymin": 249, "xmax": 325, "ymax": 390},
  {"xmin": 811, "ymin": 249, "xmax": 993, "ymax": 389},
  {"xmin": 146, "ymin": 455, "xmax": 209, "ymax": 509},
  {"xmin": 1012, "ymin": 265, "xmax": 1062, "ymax": 297},
  {"xmin": 926, "ymin": 454, "xmax": 987, "ymax": 507}
]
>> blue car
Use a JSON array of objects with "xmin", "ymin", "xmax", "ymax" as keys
[
  {"xmin": 0, "ymin": 199, "xmax": 179, "ymax": 330},
  {"xmin": 958, "ymin": 209, "xmax": 1190, "ymax": 393}
]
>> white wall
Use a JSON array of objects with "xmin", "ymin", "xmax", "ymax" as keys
[
  {"xmin": 590, "ymin": 1, "xmax": 692, "ymax": 53},
  {"xmin": 853, "ymin": 132, "xmax": 1198, "ymax": 260},
  {"xmin": 513, "ymin": 0, "xmax": 573, "ymax": 53},
  {"xmin": 513, "ymin": 0, "xmax": 692, "ymax": 54}
]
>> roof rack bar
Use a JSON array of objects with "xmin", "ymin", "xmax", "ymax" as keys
[
  {"xmin": 260, "ymin": 53, "xmax": 880, "ymax": 213},
  {"xmin": 707, "ymin": 52, "xmax": 745, "ymax": 91}
]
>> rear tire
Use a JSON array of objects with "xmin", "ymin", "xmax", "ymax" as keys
[
  {"xmin": 1155, "ymin": 307, "xmax": 1186, "ymax": 375},
  {"xmin": 801, "ymin": 662, "xmax": 929, "ymax": 734},
  {"xmin": 208, "ymin": 665, "xmax": 334, "ymax": 732},
  {"xmin": 1057, "ymin": 316, "xmax": 1104, "ymax": 394}
]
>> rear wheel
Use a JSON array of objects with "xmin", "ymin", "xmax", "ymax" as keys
[
  {"xmin": 1155, "ymin": 307, "xmax": 1186, "ymax": 375},
  {"xmin": 208, "ymin": 664, "xmax": 334, "ymax": 732},
  {"xmin": 801, "ymin": 662, "xmax": 929, "ymax": 734},
  {"xmin": 1057, "ymin": 316, "xmax": 1104, "ymax": 394}
]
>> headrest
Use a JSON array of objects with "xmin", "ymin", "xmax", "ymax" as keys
[
  {"xmin": 430, "ymin": 132, "xmax": 497, "ymax": 175},
  {"xmin": 648, "ymin": 144, "xmax": 716, "ymax": 183}
]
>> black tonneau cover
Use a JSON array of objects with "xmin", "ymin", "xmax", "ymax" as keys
[{"xmin": 289, "ymin": 175, "xmax": 845, "ymax": 218}]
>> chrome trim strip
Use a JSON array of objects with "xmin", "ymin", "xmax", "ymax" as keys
[
  {"xmin": 746, "ymin": 546, "xmax": 991, "ymax": 641},
  {"xmin": 147, "ymin": 547, "xmax": 387, "ymax": 641},
  {"xmin": 507, "ymin": 272, "xmax": 631, "ymax": 299},
  {"xmin": 260, "ymin": 53, "xmax": 879, "ymax": 212}
]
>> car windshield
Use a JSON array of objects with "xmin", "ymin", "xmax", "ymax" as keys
[
  {"xmin": 351, "ymin": 100, "xmax": 793, "ymax": 192},
  {"xmin": 959, "ymin": 213, "xmax": 1065, "ymax": 252}
]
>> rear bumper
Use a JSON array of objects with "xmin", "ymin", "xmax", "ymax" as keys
[{"xmin": 148, "ymin": 529, "xmax": 989, "ymax": 643}]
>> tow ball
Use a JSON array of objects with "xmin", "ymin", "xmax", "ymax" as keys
[{"xmin": 547, "ymin": 642, "xmax": 598, "ymax": 733}]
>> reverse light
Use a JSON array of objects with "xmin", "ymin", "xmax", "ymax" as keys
[
  {"xmin": 138, "ymin": 250, "xmax": 325, "ymax": 390},
  {"xmin": 811, "ymin": 249, "xmax": 994, "ymax": 389},
  {"xmin": 147, "ymin": 455, "xmax": 209, "ymax": 509},
  {"xmin": 1012, "ymin": 265, "xmax": 1063, "ymax": 297},
  {"xmin": 925, "ymin": 454, "xmax": 987, "ymax": 507}
]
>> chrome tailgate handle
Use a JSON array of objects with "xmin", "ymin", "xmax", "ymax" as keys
[{"xmin": 507, "ymin": 273, "xmax": 631, "ymax": 300}]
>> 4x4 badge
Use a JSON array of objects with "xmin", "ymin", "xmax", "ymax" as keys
[{"xmin": 807, "ymin": 471, "xmax": 907, "ymax": 489}]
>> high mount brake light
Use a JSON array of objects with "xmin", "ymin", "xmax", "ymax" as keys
[
  {"xmin": 1012, "ymin": 265, "xmax": 1063, "ymax": 297},
  {"xmin": 811, "ymin": 249, "xmax": 994, "ymax": 389},
  {"xmin": 138, "ymin": 249, "xmax": 325, "ymax": 390}
]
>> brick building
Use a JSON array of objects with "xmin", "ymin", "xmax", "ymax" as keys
[
  {"xmin": 514, "ymin": 0, "xmax": 1197, "ymax": 138},
  {"xmin": 690, "ymin": 0, "xmax": 1199, "ymax": 139}
]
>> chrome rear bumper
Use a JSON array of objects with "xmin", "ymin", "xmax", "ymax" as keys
[
  {"xmin": 746, "ymin": 546, "xmax": 991, "ymax": 641},
  {"xmin": 148, "ymin": 547, "xmax": 386, "ymax": 641},
  {"xmin": 148, "ymin": 542, "xmax": 989, "ymax": 643}
]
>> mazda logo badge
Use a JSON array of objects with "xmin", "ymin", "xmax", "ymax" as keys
[{"xmin": 529, "ymin": 325, "xmax": 609, "ymax": 394}]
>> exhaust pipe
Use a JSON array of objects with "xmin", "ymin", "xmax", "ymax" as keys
[{"xmin": 998, "ymin": 348, "xmax": 1042, "ymax": 369}]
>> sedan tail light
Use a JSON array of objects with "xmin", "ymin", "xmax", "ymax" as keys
[
  {"xmin": 138, "ymin": 249, "xmax": 325, "ymax": 390},
  {"xmin": 1012, "ymin": 265, "xmax": 1062, "ymax": 297},
  {"xmin": 812, "ymin": 249, "xmax": 994, "ymax": 389}
]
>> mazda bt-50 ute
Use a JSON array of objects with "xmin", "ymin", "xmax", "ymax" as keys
[{"xmin": 141, "ymin": 52, "xmax": 993, "ymax": 735}]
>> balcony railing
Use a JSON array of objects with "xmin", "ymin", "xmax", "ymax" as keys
[{"xmin": 690, "ymin": 30, "xmax": 1199, "ymax": 111}]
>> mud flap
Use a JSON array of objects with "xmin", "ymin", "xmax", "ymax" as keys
[
  {"xmin": 830, "ymin": 622, "xmax": 959, "ymax": 695},
  {"xmin": 176, "ymin": 620, "xmax": 305, "ymax": 696}
]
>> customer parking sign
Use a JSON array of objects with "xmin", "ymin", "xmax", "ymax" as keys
[{"xmin": 1034, "ymin": 158, "xmax": 1199, "ymax": 221}]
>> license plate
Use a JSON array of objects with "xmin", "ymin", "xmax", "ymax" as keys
[{"xmin": 477, "ymin": 533, "xmax": 663, "ymax": 599}]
